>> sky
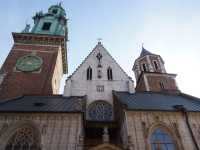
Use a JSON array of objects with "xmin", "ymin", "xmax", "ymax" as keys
[{"xmin": 0, "ymin": 0, "xmax": 200, "ymax": 97}]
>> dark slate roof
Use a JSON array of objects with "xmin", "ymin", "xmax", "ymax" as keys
[
  {"xmin": 113, "ymin": 91, "xmax": 200, "ymax": 112},
  {"xmin": 139, "ymin": 47, "xmax": 154, "ymax": 57},
  {"xmin": 0, "ymin": 95, "xmax": 86, "ymax": 112}
]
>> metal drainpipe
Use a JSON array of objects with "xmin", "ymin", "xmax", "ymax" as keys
[
  {"xmin": 174, "ymin": 105, "xmax": 200, "ymax": 150},
  {"xmin": 184, "ymin": 110, "xmax": 200, "ymax": 150}
]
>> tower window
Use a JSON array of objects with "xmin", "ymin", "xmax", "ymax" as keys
[
  {"xmin": 87, "ymin": 67, "xmax": 92, "ymax": 80},
  {"xmin": 142, "ymin": 64, "xmax": 147, "ymax": 72},
  {"xmin": 107, "ymin": 67, "xmax": 113, "ymax": 80},
  {"xmin": 42, "ymin": 22, "xmax": 51, "ymax": 31},
  {"xmin": 153, "ymin": 61, "xmax": 158, "ymax": 70},
  {"xmin": 159, "ymin": 82, "xmax": 165, "ymax": 89},
  {"xmin": 52, "ymin": 9, "xmax": 58, "ymax": 14}
]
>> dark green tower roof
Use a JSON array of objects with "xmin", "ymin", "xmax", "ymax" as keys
[{"xmin": 21, "ymin": 3, "xmax": 68, "ymax": 39}]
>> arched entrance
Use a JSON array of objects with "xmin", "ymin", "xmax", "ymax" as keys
[{"xmin": 89, "ymin": 143, "xmax": 122, "ymax": 150}]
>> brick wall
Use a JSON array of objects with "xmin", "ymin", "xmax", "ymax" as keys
[{"xmin": 0, "ymin": 43, "xmax": 60, "ymax": 100}]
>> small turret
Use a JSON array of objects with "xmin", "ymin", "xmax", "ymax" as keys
[
  {"xmin": 133, "ymin": 47, "xmax": 179, "ymax": 93},
  {"xmin": 133, "ymin": 47, "xmax": 166, "ymax": 81}
]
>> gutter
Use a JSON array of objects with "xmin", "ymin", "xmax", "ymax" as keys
[{"xmin": 174, "ymin": 105, "xmax": 199, "ymax": 150}]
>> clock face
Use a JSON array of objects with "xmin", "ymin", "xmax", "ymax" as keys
[
  {"xmin": 16, "ymin": 55, "xmax": 43, "ymax": 72},
  {"xmin": 88, "ymin": 101, "xmax": 112, "ymax": 121}
]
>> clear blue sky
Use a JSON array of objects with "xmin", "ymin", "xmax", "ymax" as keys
[{"xmin": 0, "ymin": 0, "xmax": 200, "ymax": 97}]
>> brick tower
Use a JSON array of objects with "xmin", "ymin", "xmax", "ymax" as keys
[
  {"xmin": 133, "ymin": 47, "xmax": 179, "ymax": 92},
  {"xmin": 0, "ymin": 3, "xmax": 68, "ymax": 100}
]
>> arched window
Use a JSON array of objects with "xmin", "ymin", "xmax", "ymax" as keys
[
  {"xmin": 153, "ymin": 61, "xmax": 158, "ymax": 70},
  {"xmin": 87, "ymin": 67, "xmax": 92, "ymax": 80},
  {"xmin": 159, "ymin": 82, "xmax": 165, "ymax": 89},
  {"xmin": 150, "ymin": 128, "xmax": 176, "ymax": 150},
  {"xmin": 142, "ymin": 63, "xmax": 147, "ymax": 72},
  {"xmin": 5, "ymin": 126, "xmax": 40, "ymax": 150},
  {"xmin": 107, "ymin": 67, "xmax": 113, "ymax": 80}
]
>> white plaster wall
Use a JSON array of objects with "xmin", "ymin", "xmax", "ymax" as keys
[{"xmin": 64, "ymin": 43, "xmax": 135, "ymax": 105}]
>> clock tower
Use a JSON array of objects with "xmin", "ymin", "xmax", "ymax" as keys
[{"xmin": 0, "ymin": 3, "xmax": 68, "ymax": 100}]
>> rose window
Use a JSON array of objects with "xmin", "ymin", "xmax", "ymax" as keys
[{"xmin": 88, "ymin": 101, "xmax": 113, "ymax": 121}]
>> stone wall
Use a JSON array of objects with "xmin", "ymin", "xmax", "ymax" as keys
[
  {"xmin": 123, "ymin": 110, "xmax": 198, "ymax": 150},
  {"xmin": 0, "ymin": 113, "xmax": 83, "ymax": 150}
]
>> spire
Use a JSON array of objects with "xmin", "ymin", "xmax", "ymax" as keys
[
  {"xmin": 97, "ymin": 38, "xmax": 102, "ymax": 45},
  {"xmin": 59, "ymin": 1, "xmax": 63, "ymax": 6},
  {"xmin": 139, "ymin": 46, "xmax": 153, "ymax": 57}
]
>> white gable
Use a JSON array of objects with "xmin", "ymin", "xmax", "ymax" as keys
[{"xmin": 64, "ymin": 42, "xmax": 135, "ymax": 106}]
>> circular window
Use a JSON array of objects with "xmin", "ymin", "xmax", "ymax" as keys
[{"xmin": 88, "ymin": 101, "xmax": 112, "ymax": 121}]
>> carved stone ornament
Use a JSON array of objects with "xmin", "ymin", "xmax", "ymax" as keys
[{"xmin": 96, "ymin": 52, "xmax": 102, "ymax": 68}]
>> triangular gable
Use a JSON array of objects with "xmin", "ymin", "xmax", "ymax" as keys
[{"xmin": 66, "ymin": 42, "xmax": 133, "ymax": 81}]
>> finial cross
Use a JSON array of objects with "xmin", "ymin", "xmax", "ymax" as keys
[
  {"xmin": 96, "ymin": 53, "xmax": 102, "ymax": 62},
  {"xmin": 59, "ymin": 1, "xmax": 63, "ymax": 6},
  {"xmin": 97, "ymin": 38, "xmax": 102, "ymax": 43},
  {"xmin": 142, "ymin": 43, "xmax": 144, "ymax": 48}
]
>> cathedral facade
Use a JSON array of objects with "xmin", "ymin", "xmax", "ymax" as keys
[{"xmin": 0, "ymin": 4, "xmax": 200, "ymax": 150}]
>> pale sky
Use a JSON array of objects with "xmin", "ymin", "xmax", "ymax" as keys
[{"xmin": 0, "ymin": 0, "xmax": 200, "ymax": 97}]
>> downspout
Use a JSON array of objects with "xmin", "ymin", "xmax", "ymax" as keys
[
  {"xmin": 174, "ymin": 105, "xmax": 200, "ymax": 150},
  {"xmin": 184, "ymin": 111, "xmax": 199, "ymax": 150}
]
